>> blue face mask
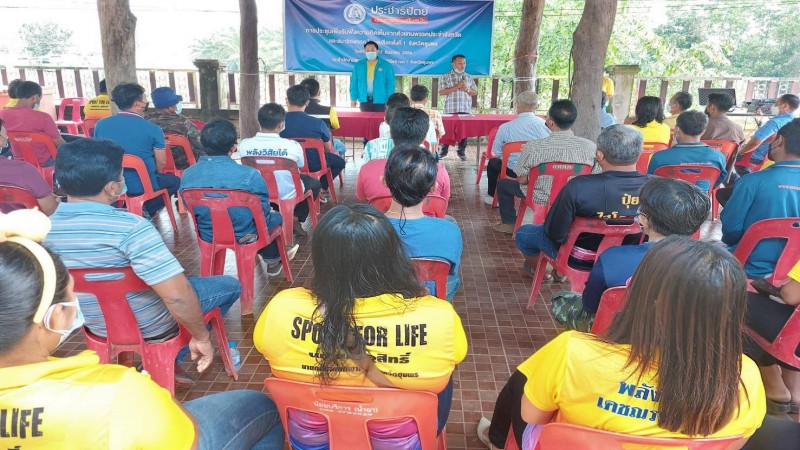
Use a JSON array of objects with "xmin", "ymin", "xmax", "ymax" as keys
[
  {"xmin": 175, "ymin": 103, "xmax": 183, "ymax": 115},
  {"xmin": 43, "ymin": 300, "xmax": 85, "ymax": 346},
  {"xmin": 365, "ymin": 52, "xmax": 378, "ymax": 61}
]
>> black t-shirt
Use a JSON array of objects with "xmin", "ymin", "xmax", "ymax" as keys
[
  {"xmin": 304, "ymin": 100, "xmax": 333, "ymax": 130},
  {"xmin": 544, "ymin": 170, "xmax": 652, "ymax": 249}
]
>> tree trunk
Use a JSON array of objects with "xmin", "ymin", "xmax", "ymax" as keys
[
  {"xmin": 97, "ymin": 0, "xmax": 137, "ymax": 95},
  {"xmin": 570, "ymin": 1, "xmax": 617, "ymax": 141},
  {"xmin": 239, "ymin": 0, "xmax": 260, "ymax": 139},
  {"xmin": 513, "ymin": 0, "xmax": 545, "ymax": 97}
]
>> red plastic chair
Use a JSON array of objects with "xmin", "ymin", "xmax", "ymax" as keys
[
  {"xmin": 55, "ymin": 97, "xmax": 87, "ymax": 135},
  {"xmin": 190, "ymin": 119, "xmax": 206, "ymax": 131},
  {"xmin": 163, "ymin": 134, "xmax": 198, "ymax": 178},
  {"xmin": 83, "ymin": 118, "xmax": 99, "ymax": 137},
  {"xmin": 291, "ymin": 137, "xmax": 338, "ymax": 203},
  {"xmin": 701, "ymin": 139, "xmax": 738, "ymax": 165},
  {"xmin": 369, "ymin": 195, "xmax": 448, "ymax": 219},
  {"xmin": 504, "ymin": 424, "xmax": 521, "ymax": 450},
  {"xmin": 590, "ymin": 286, "xmax": 627, "ymax": 336},
  {"xmin": 491, "ymin": 141, "xmax": 526, "ymax": 208},
  {"xmin": 264, "ymin": 378, "xmax": 447, "ymax": 450},
  {"xmin": 475, "ymin": 126, "xmax": 499, "ymax": 184},
  {"xmin": 653, "ymin": 164, "xmax": 723, "ymax": 220},
  {"xmin": 6, "ymin": 131, "xmax": 58, "ymax": 188},
  {"xmin": 180, "ymin": 188, "xmax": 294, "ymax": 315},
  {"xmin": 732, "ymin": 218, "xmax": 800, "ymax": 287},
  {"xmin": 734, "ymin": 134, "xmax": 775, "ymax": 174},
  {"xmin": 535, "ymin": 423, "xmax": 746, "ymax": 450},
  {"xmin": 70, "ymin": 266, "xmax": 239, "ymax": 395},
  {"xmin": 528, "ymin": 218, "xmax": 643, "ymax": 310},
  {"xmin": 242, "ymin": 156, "xmax": 318, "ymax": 243},
  {"xmin": 0, "ymin": 184, "xmax": 39, "ymax": 212},
  {"xmin": 514, "ymin": 162, "xmax": 592, "ymax": 231},
  {"xmin": 119, "ymin": 154, "xmax": 178, "ymax": 231},
  {"xmin": 412, "ymin": 257, "xmax": 451, "ymax": 300},
  {"xmin": 635, "ymin": 142, "xmax": 669, "ymax": 174}
]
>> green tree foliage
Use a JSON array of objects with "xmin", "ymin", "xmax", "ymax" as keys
[
  {"xmin": 19, "ymin": 22, "xmax": 73, "ymax": 58},
  {"xmin": 191, "ymin": 27, "xmax": 284, "ymax": 72}
]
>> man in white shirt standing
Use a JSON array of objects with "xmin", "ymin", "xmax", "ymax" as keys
[
  {"xmin": 438, "ymin": 54, "xmax": 478, "ymax": 161},
  {"xmin": 239, "ymin": 103, "xmax": 320, "ymax": 232}
]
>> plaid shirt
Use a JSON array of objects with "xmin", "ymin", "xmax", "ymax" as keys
[
  {"xmin": 514, "ymin": 130, "xmax": 600, "ymax": 204},
  {"xmin": 440, "ymin": 70, "xmax": 476, "ymax": 114},
  {"xmin": 363, "ymin": 137, "xmax": 394, "ymax": 161}
]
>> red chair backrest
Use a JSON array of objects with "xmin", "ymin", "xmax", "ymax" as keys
[
  {"xmin": 412, "ymin": 257, "xmax": 450, "ymax": 300},
  {"xmin": 69, "ymin": 266, "xmax": 153, "ymax": 347},
  {"xmin": 701, "ymin": 140, "xmax": 738, "ymax": 164},
  {"xmin": 732, "ymin": 218, "xmax": 800, "ymax": 285},
  {"xmin": 180, "ymin": 188, "xmax": 272, "ymax": 248},
  {"xmin": 369, "ymin": 195, "xmax": 448, "ymax": 219},
  {"xmin": 500, "ymin": 141, "xmax": 526, "ymax": 179},
  {"xmin": 0, "ymin": 184, "xmax": 39, "ymax": 211},
  {"xmin": 652, "ymin": 164, "xmax": 722, "ymax": 194},
  {"xmin": 57, "ymin": 97, "xmax": 87, "ymax": 122},
  {"xmin": 291, "ymin": 137, "xmax": 330, "ymax": 175},
  {"xmin": 241, "ymin": 156, "xmax": 305, "ymax": 201},
  {"xmin": 735, "ymin": 134, "xmax": 775, "ymax": 173},
  {"xmin": 163, "ymin": 134, "xmax": 198, "ymax": 174},
  {"xmin": 190, "ymin": 119, "xmax": 206, "ymax": 131},
  {"xmin": 554, "ymin": 218, "xmax": 643, "ymax": 276},
  {"xmin": 264, "ymin": 378, "xmax": 441, "ymax": 450},
  {"xmin": 6, "ymin": 131, "xmax": 58, "ymax": 163},
  {"xmin": 369, "ymin": 196, "xmax": 392, "ymax": 213},
  {"xmin": 591, "ymin": 286, "xmax": 627, "ymax": 336},
  {"xmin": 535, "ymin": 423, "xmax": 746, "ymax": 449},
  {"xmin": 485, "ymin": 126, "xmax": 499, "ymax": 158},
  {"xmin": 636, "ymin": 142, "xmax": 669, "ymax": 174},
  {"xmin": 121, "ymin": 154, "xmax": 159, "ymax": 196},
  {"xmin": 83, "ymin": 118, "xmax": 99, "ymax": 137},
  {"xmin": 530, "ymin": 162, "xmax": 593, "ymax": 212}
]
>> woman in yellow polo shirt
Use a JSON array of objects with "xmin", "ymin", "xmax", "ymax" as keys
[
  {"xmin": 627, "ymin": 96, "xmax": 671, "ymax": 145},
  {"xmin": 255, "ymin": 203, "xmax": 467, "ymax": 449},
  {"xmin": 0, "ymin": 210, "xmax": 284, "ymax": 450},
  {"xmin": 480, "ymin": 237, "xmax": 766, "ymax": 449}
]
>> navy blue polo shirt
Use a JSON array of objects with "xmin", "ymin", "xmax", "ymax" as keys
[{"xmin": 280, "ymin": 111, "xmax": 331, "ymax": 143}]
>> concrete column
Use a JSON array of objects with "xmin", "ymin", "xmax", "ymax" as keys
[
  {"xmin": 193, "ymin": 59, "xmax": 222, "ymax": 116},
  {"xmin": 607, "ymin": 64, "xmax": 641, "ymax": 124}
]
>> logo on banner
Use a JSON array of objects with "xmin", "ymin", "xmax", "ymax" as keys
[{"xmin": 343, "ymin": 2, "xmax": 367, "ymax": 24}]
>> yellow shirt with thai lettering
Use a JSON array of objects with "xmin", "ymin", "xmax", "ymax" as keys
[
  {"xmin": 255, "ymin": 287, "xmax": 467, "ymax": 392},
  {"xmin": 0, "ymin": 351, "xmax": 195, "ymax": 449},
  {"xmin": 518, "ymin": 331, "xmax": 765, "ymax": 438},
  {"xmin": 630, "ymin": 121, "xmax": 671, "ymax": 145},
  {"xmin": 83, "ymin": 93, "xmax": 112, "ymax": 120}
]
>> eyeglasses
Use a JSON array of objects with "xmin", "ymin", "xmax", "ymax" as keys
[{"xmin": 634, "ymin": 212, "xmax": 647, "ymax": 224}]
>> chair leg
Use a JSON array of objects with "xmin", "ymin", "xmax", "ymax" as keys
[
  {"xmin": 711, "ymin": 190, "xmax": 720, "ymax": 221},
  {"xmin": 160, "ymin": 192, "xmax": 178, "ymax": 233},
  {"xmin": 514, "ymin": 201, "xmax": 529, "ymax": 233},
  {"xmin": 475, "ymin": 153, "xmax": 487, "ymax": 184},
  {"xmin": 276, "ymin": 229, "xmax": 295, "ymax": 285},
  {"xmin": 143, "ymin": 350, "xmax": 177, "ymax": 396},
  {"xmin": 527, "ymin": 256, "xmax": 549, "ymax": 310},
  {"xmin": 280, "ymin": 206, "xmax": 293, "ymax": 248},
  {"xmin": 307, "ymin": 196, "xmax": 319, "ymax": 227},
  {"xmin": 205, "ymin": 308, "xmax": 239, "ymax": 380},
  {"xmin": 235, "ymin": 248, "xmax": 257, "ymax": 316},
  {"xmin": 437, "ymin": 428, "xmax": 447, "ymax": 450}
]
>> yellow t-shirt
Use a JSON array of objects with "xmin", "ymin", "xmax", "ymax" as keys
[
  {"xmin": 255, "ymin": 287, "xmax": 468, "ymax": 392},
  {"xmin": 602, "ymin": 77, "xmax": 615, "ymax": 97},
  {"xmin": 662, "ymin": 114, "xmax": 678, "ymax": 130},
  {"xmin": 329, "ymin": 106, "xmax": 340, "ymax": 130},
  {"xmin": 630, "ymin": 121, "xmax": 672, "ymax": 145},
  {"xmin": 788, "ymin": 260, "xmax": 800, "ymax": 283},
  {"xmin": 518, "ymin": 331, "xmax": 765, "ymax": 439},
  {"xmin": 84, "ymin": 93, "xmax": 112, "ymax": 120},
  {"xmin": 4, "ymin": 98, "xmax": 18, "ymax": 108},
  {"xmin": 0, "ymin": 351, "xmax": 195, "ymax": 449}
]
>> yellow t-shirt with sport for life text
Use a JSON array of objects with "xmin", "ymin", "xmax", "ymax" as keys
[
  {"xmin": 0, "ymin": 351, "xmax": 195, "ymax": 449},
  {"xmin": 518, "ymin": 331, "xmax": 765, "ymax": 439}
]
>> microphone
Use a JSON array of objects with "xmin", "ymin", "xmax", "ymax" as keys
[{"xmin": 460, "ymin": 74, "xmax": 466, "ymax": 82}]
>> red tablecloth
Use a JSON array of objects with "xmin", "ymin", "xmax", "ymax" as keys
[{"xmin": 334, "ymin": 112, "xmax": 517, "ymax": 145}]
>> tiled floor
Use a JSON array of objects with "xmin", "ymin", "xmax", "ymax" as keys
[{"xmin": 56, "ymin": 142, "xmax": 725, "ymax": 449}]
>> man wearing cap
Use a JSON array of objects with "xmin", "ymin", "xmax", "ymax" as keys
[{"xmin": 146, "ymin": 87, "xmax": 204, "ymax": 170}]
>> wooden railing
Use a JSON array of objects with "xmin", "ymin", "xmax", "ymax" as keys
[{"xmin": 2, "ymin": 65, "xmax": 798, "ymax": 115}]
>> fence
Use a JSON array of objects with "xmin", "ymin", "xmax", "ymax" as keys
[{"xmin": 2, "ymin": 65, "xmax": 798, "ymax": 115}]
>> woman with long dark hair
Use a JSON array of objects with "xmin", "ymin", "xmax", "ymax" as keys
[
  {"xmin": 0, "ymin": 210, "xmax": 284, "ymax": 449},
  {"xmin": 256, "ymin": 203, "xmax": 467, "ymax": 449},
  {"xmin": 627, "ymin": 95, "xmax": 671, "ymax": 145},
  {"xmin": 481, "ymin": 237, "xmax": 766, "ymax": 449}
]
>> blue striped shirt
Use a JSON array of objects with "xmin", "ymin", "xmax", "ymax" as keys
[
  {"xmin": 492, "ymin": 112, "xmax": 550, "ymax": 170},
  {"xmin": 46, "ymin": 202, "xmax": 184, "ymax": 338}
]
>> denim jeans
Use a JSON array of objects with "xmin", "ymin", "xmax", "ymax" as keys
[
  {"xmin": 514, "ymin": 224, "xmax": 559, "ymax": 259},
  {"xmin": 184, "ymin": 389, "xmax": 285, "ymax": 450},
  {"xmin": 305, "ymin": 150, "xmax": 345, "ymax": 190},
  {"xmin": 176, "ymin": 275, "xmax": 241, "ymax": 362},
  {"xmin": 144, "ymin": 173, "xmax": 181, "ymax": 216}
]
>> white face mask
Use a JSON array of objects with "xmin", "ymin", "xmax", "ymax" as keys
[
  {"xmin": 175, "ymin": 103, "xmax": 183, "ymax": 115},
  {"xmin": 43, "ymin": 300, "xmax": 85, "ymax": 346},
  {"xmin": 454, "ymin": 68, "xmax": 464, "ymax": 75},
  {"xmin": 365, "ymin": 51, "xmax": 378, "ymax": 61},
  {"xmin": 770, "ymin": 105, "xmax": 780, "ymax": 115}
]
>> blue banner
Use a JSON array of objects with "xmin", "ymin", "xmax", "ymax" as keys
[{"xmin": 284, "ymin": 0, "xmax": 494, "ymax": 75}]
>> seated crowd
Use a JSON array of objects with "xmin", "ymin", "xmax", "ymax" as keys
[{"xmin": 1, "ymin": 70, "xmax": 800, "ymax": 450}]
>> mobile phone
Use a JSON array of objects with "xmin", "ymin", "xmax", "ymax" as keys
[{"xmin": 751, "ymin": 278, "xmax": 782, "ymax": 298}]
